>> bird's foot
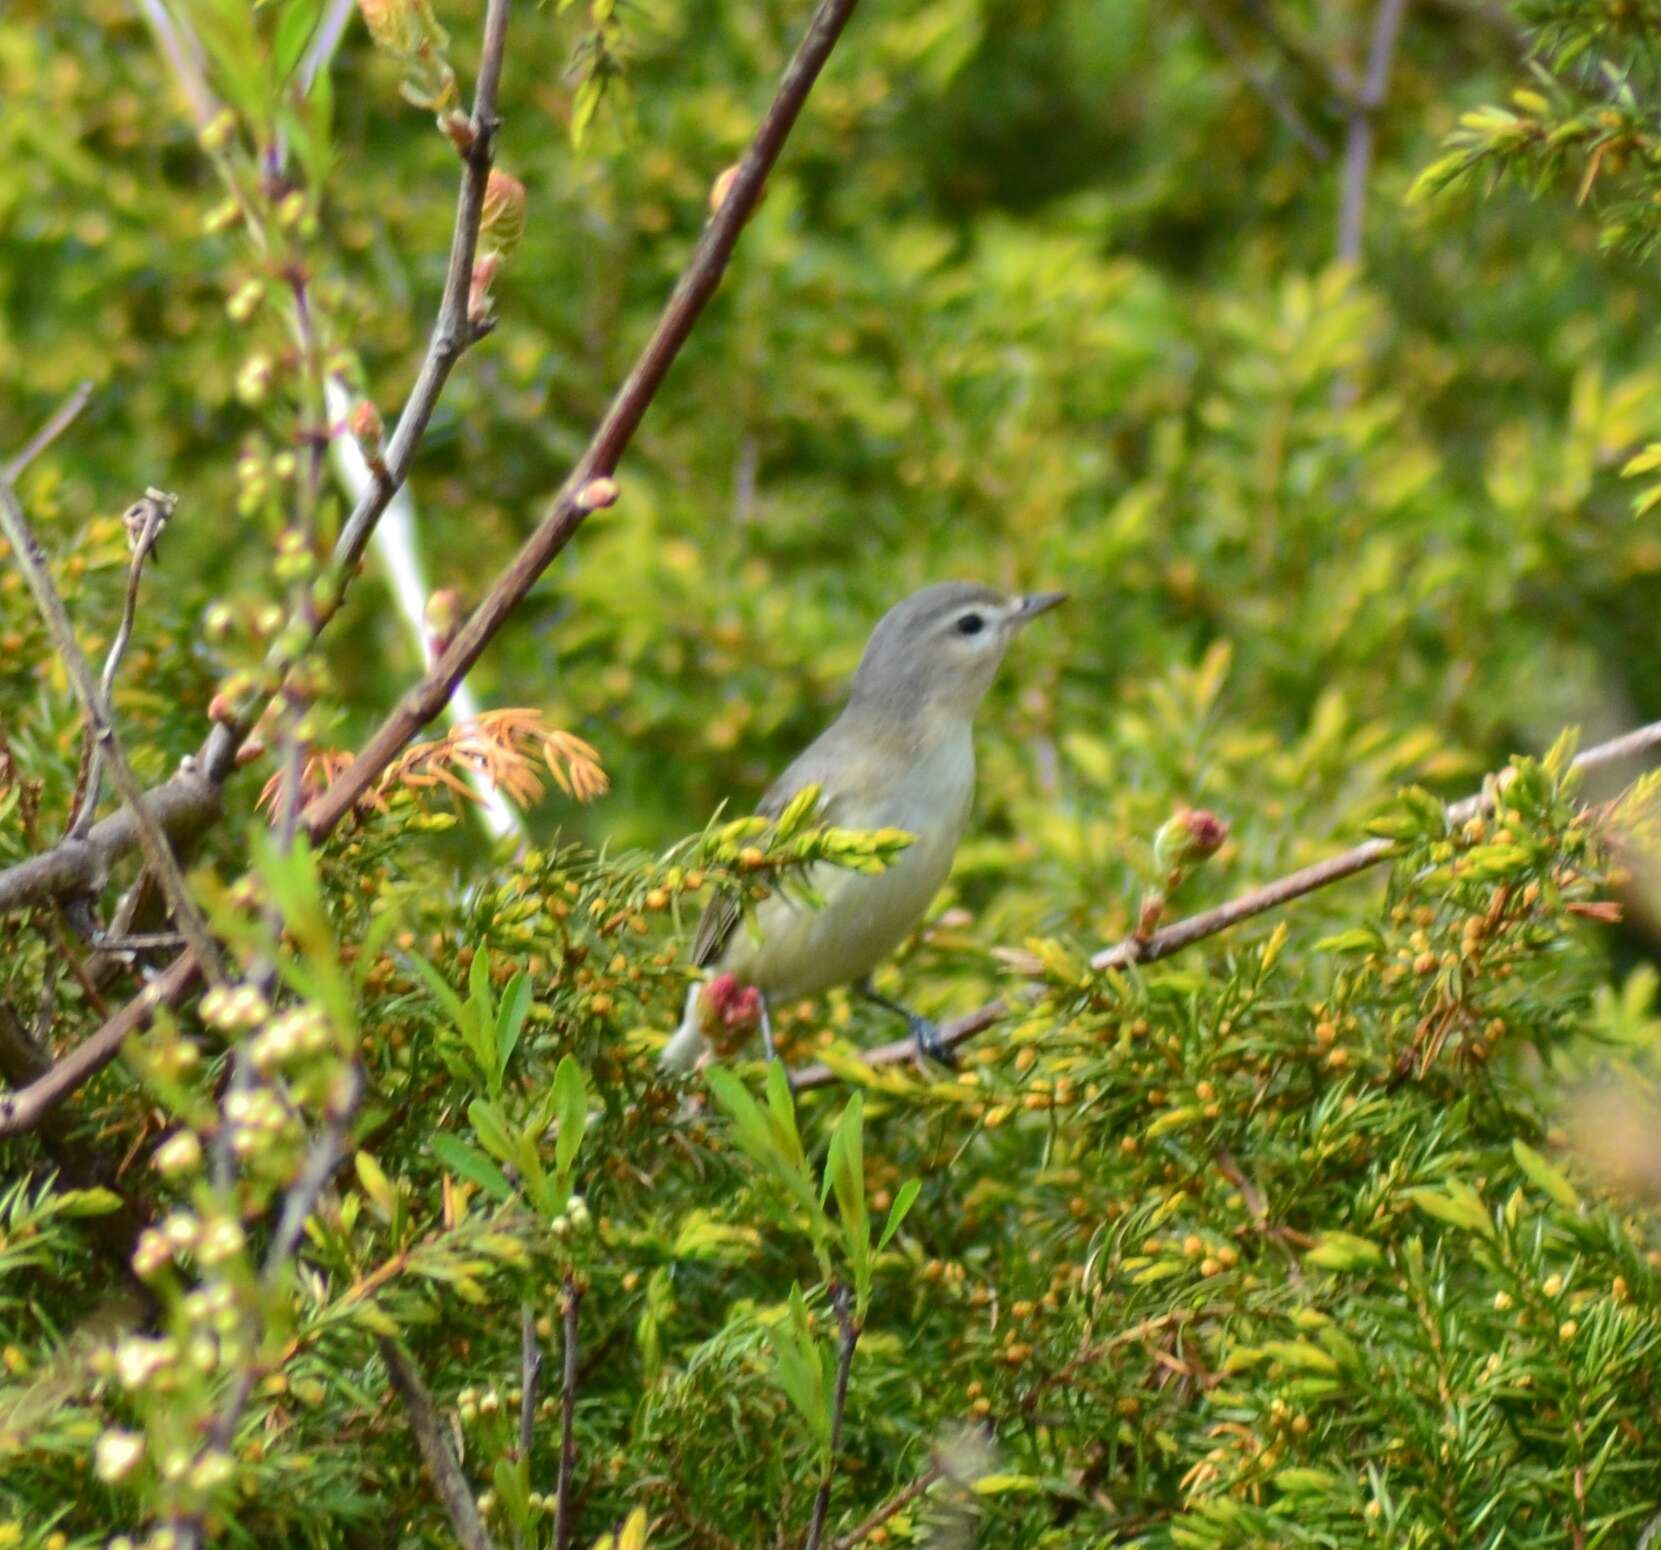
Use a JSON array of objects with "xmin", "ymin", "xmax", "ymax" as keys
[{"xmin": 908, "ymin": 1012, "xmax": 955, "ymax": 1068}]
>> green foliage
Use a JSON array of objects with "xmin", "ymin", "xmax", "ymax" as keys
[{"xmin": 4, "ymin": 0, "xmax": 1661, "ymax": 1548}]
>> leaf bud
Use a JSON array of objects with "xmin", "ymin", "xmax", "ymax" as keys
[
  {"xmin": 1153, "ymin": 807, "xmax": 1230, "ymax": 876},
  {"xmin": 480, "ymin": 169, "xmax": 527, "ymax": 257}
]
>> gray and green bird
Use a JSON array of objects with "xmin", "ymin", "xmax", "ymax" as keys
[{"xmin": 661, "ymin": 581, "xmax": 1064, "ymax": 1072}]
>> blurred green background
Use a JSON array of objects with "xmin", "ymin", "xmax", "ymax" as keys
[{"xmin": 5, "ymin": 0, "xmax": 1659, "ymax": 884}]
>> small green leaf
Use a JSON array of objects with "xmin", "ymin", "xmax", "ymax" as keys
[
  {"xmin": 1512, "ymin": 1139, "xmax": 1579, "ymax": 1210},
  {"xmin": 55, "ymin": 1188, "xmax": 123, "ymax": 1218},
  {"xmin": 973, "ymin": 1473, "xmax": 1044, "ymax": 1495},
  {"xmin": 554, "ymin": 1054, "xmax": 589, "ymax": 1176},
  {"xmin": 1406, "ymin": 1182, "xmax": 1493, "ymax": 1238},
  {"xmin": 495, "ymin": 971, "xmax": 531, "ymax": 1080},
  {"xmin": 492, "ymin": 1455, "xmax": 532, "ymax": 1529},
  {"xmin": 1261, "ymin": 1340, "xmax": 1340, "ymax": 1375},
  {"xmin": 878, "ymin": 1178, "xmax": 922, "ymax": 1251},
  {"xmin": 1304, "ymin": 1231, "xmax": 1385, "ymax": 1271},
  {"xmin": 468, "ymin": 1098, "xmax": 516, "ymax": 1166},
  {"xmin": 407, "ymin": 955, "xmax": 470, "ymax": 1036},
  {"xmin": 354, "ymin": 1150, "xmax": 397, "ymax": 1218},
  {"xmin": 429, "ymin": 1135, "xmax": 514, "ymax": 1201},
  {"xmin": 273, "ymin": 0, "xmax": 324, "ymax": 82}
]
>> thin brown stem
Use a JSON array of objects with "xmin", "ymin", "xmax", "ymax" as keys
[
  {"xmin": 790, "ymin": 717, "xmax": 1661, "ymax": 1090},
  {"xmin": 556, "ymin": 1277, "xmax": 583, "ymax": 1550},
  {"xmin": 0, "ymin": 477, "xmax": 221, "ymax": 982},
  {"xmin": 0, "ymin": 952, "xmax": 197, "ymax": 1135},
  {"xmin": 199, "ymin": 0, "xmax": 513, "ymax": 785},
  {"xmin": 381, "ymin": 1337, "xmax": 500, "ymax": 1550},
  {"xmin": 2, "ymin": 381, "xmax": 94, "ymax": 484},
  {"xmin": 297, "ymin": 0, "xmax": 864, "ymax": 837},
  {"xmin": 828, "ymin": 1465, "xmax": 943, "ymax": 1550},
  {"xmin": 68, "ymin": 490, "xmax": 176, "ymax": 841},
  {"xmin": 804, "ymin": 1283, "xmax": 860, "ymax": 1550}
]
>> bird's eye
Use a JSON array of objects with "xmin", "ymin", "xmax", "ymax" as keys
[{"xmin": 955, "ymin": 613, "xmax": 985, "ymax": 637}]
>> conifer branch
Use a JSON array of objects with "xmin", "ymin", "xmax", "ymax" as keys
[{"xmin": 791, "ymin": 717, "xmax": 1661, "ymax": 1090}]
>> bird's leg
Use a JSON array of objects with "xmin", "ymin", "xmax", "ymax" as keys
[
  {"xmin": 856, "ymin": 978, "xmax": 954, "ymax": 1067},
  {"xmin": 758, "ymin": 991, "xmax": 777, "ymax": 1064}
]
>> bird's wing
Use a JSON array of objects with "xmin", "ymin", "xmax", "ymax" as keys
[{"xmin": 688, "ymin": 737, "xmax": 842, "ymax": 971}]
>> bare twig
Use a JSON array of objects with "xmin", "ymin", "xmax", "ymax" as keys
[
  {"xmin": 0, "ymin": 771, "xmax": 219, "ymax": 917},
  {"xmin": 0, "ymin": 952, "xmax": 195, "ymax": 1135},
  {"xmin": 556, "ymin": 1278, "xmax": 583, "ymax": 1550},
  {"xmin": 1336, "ymin": 0, "xmax": 1411, "ymax": 266},
  {"xmin": 381, "ymin": 1336, "xmax": 500, "ymax": 1550},
  {"xmin": 0, "ymin": 477, "xmax": 221, "ymax": 982},
  {"xmin": 790, "ymin": 717, "xmax": 1661, "ymax": 1089},
  {"xmin": 519, "ymin": 1301, "xmax": 542, "ymax": 1466},
  {"xmin": 804, "ymin": 1283, "xmax": 860, "ymax": 1550},
  {"xmin": 297, "ymin": 0, "xmax": 866, "ymax": 837},
  {"xmin": 514, "ymin": 1300, "xmax": 542, "ymax": 1550},
  {"xmin": 167, "ymin": 1060, "xmax": 367, "ymax": 1549},
  {"xmin": 1188, "ymin": 0, "xmax": 1332, "ymax": 162},
  {"xmin": 0, "ymin": 1000, "xmax": 150, "ymax": 1280},
  {"xmin": 827, "ymin": 1464, "xmax": 943, "ymax": 1550},
  {"xmin": 68, "ymin": 490, "xmax": 176, "ymax": 841},
  {"xmin": 198, "ymin": 0, "xmax": 513, "ymax": 786},
  {"xmin": 2, "ymin": 381, "xmax": 94, "ymax": 484}
]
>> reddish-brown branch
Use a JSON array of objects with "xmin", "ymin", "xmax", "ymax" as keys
[
  {"xmin": 298, "ymin": 0, "xmax": 865, "ymax": 837},
  {"xmin": 0, "ymin": 952, "xmax": 197, "ymax": 1135},
  {"xmin": 790, "ymin": 717, "xmax": 1661, "ymax": 1091},
  {"xmin": 0, "ymin": 0, "xmax": 863, "ymax": 1136}
]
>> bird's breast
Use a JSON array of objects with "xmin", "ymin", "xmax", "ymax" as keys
[{"xmin": 721, "ymin": 733, "xmax": 975, "ymax": 1001}]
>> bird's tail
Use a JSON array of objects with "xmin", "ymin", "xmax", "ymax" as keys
[{"xmin": 659, "ymin": 982, "xmax": 710, "ymax": 1074}]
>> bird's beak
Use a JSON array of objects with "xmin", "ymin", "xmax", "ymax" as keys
[{"xmin": 1014, "ymin": 591, "xmax": 1068, "ymax": 624}]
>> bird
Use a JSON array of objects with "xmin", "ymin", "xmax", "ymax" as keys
[{"xmin": 660, "ymin": 581, "xmax": 1065, "ymax": 1073}]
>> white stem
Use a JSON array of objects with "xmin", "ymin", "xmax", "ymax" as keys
[{"xmin": 324, "ymin": 379, "xmax": 523, "ymax": 840}]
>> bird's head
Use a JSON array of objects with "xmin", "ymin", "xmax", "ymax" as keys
[{"xmin": 848, "ymin": 581, "xmax": 1066, "ymax": 727}]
